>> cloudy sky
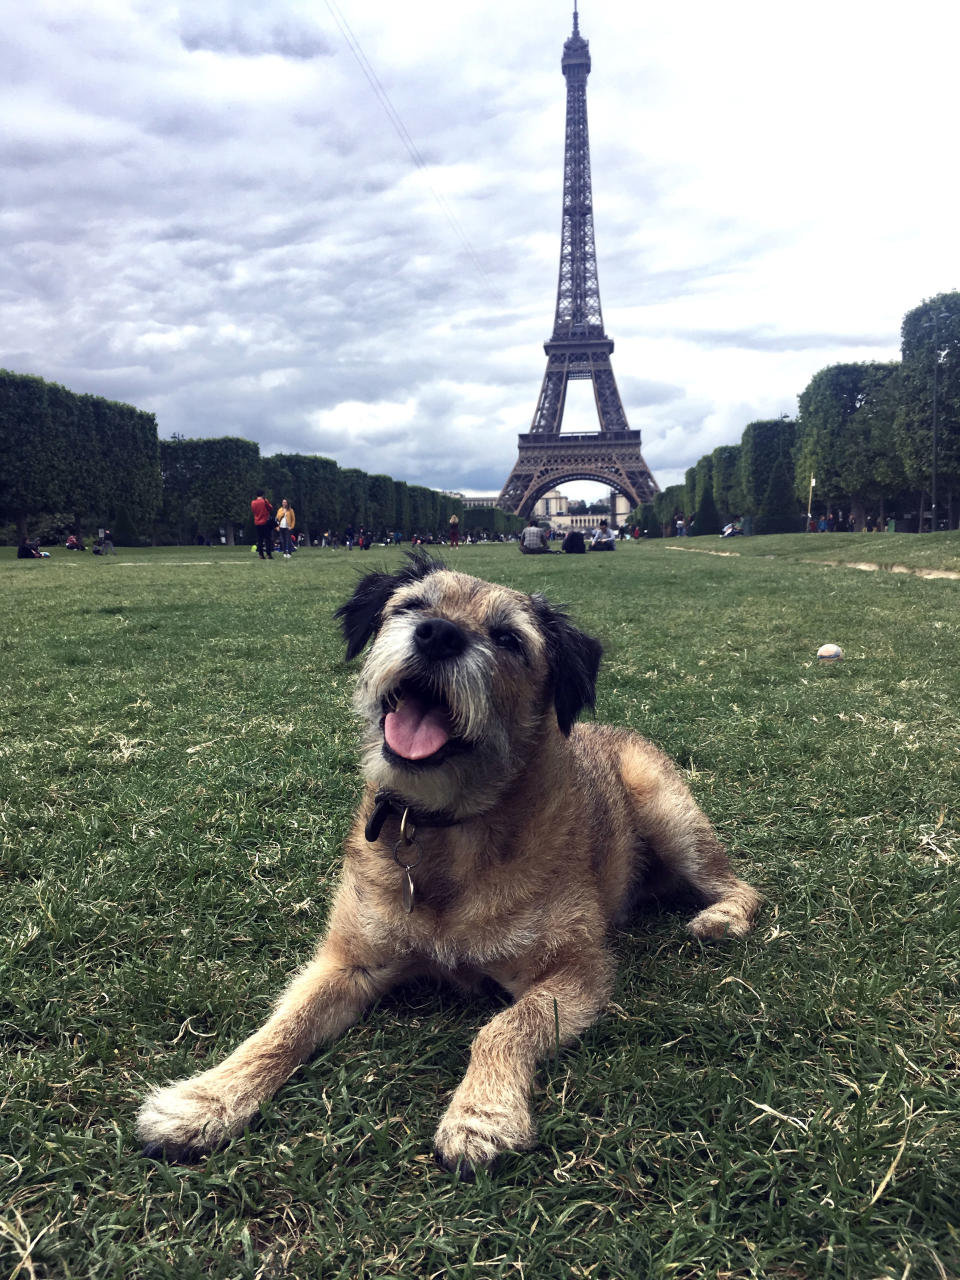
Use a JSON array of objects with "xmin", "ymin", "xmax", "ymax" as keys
[{"xmin": 3, "ymin": 0, "xmax": 958, "ymax": 498}]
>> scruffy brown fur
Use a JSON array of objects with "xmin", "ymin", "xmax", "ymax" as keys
[{"xmin": 137, "ymin": 557, "xmax": 760, "ymax": 1176}]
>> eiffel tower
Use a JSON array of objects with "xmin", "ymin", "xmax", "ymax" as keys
[{"xmin": 498, "ymin": 5, "xmax": 659, "ymax": 517}]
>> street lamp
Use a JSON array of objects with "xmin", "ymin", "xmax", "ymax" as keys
[
  {"xmin": 922, "ymin": 309, "xmax": 951, "ymax": 532},
  {"xmin": 807, "ymin": 475, "xmax": 816, "ymax": 529}
]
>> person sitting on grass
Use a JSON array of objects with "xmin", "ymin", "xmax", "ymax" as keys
[
  {"xmin": 591, "ymin": 520, "xmax": 616, "ymax": 551},
  {"xmin": 562, "ymin": 529, "xmax": 586, "ymax": 554},
  {"xmin": 519, "ymin": 518, "xmax": 550, "ymax": 554}
]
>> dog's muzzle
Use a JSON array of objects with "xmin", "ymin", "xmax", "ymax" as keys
[{"xmin": 380, "ymin": 618, "xmax": 469, "ymax": 764}]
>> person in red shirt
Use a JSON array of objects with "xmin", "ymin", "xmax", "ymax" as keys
[{"xmin": 251, "ymin": 489, "xmax": 275, "ymax": 559}]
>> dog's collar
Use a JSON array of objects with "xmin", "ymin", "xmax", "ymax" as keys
[{"xmin": 364, "ymin": 789, "xmax": 462, "ymax": 843}]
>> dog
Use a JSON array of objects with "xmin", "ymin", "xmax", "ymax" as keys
[{"xmin": 137, "ymin": 555, "xmax": 760, "ymax": 1177}]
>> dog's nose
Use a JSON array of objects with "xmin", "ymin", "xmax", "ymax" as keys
[{"xmin": 414, "ymin": 618, "xmax": 467, "ymax": 661}]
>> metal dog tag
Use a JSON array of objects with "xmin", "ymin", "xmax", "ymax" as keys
[
  {"xmin": 393, "ymin": 816, "xmax": 422, "ymax": 914},
  {"xmin": 401, "ymin": 868, "xmax": 416, "ymax": 914}
]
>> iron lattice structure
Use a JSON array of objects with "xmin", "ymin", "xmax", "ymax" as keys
[{"xmin": 498, "ymin": 8, "xmax": 659, "ymax": 517}]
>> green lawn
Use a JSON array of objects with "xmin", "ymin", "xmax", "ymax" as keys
[{"xmin": 2, "ymin": 538, "xmax": 958, "ymax": 1279}]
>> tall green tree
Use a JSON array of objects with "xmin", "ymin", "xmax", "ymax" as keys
[
  {"xmin": 711, "ymin": 444, "xmax": 743, "ymax": 521},
  {"xmin": 895, "ymin": 292, "xmax": 960, "ymax": 529},
  {"xmin": 86, "ymin": 395, "xmax": 161, "ymax": 541},
  {"xmin": 263, "ymin": 453, "xmax": 339, "ymax": 545},
  {"xmin": 684, "ymin": 467, "xmax": 697, "ymax": 521},
  {"xmin": 738, "ymin": 419, "xmax": 796, "ymax": 517},
  {"xmin": 755, "ymin": 452, "xmax": 802, "ymax": 534},
  {"xmin": 340, "ymin": 469, "xmax": 368, "ymax": 529},
  {"xmin": 158, "ymin": 437, "xmax": 258, "ymax": 544},
  {"xmin": 367, "ymin": 474, "xmax": 396, "ymax": 532},
  {"xmin": 0, "ymin": 371, "xmax": 66, "ymax": 541},
  {"xmin": 636, "ymin": 502, "xmax": 659, "ymax": 537},
  {"xmin": 195, "ymin": 437, "xmax": 260, "ymax": 544},
  {"xmin": 312, "ymin": 457, "xmax": 343, "ymax": 536},
  {"xmin": 693, "ymin": 482, "xmax": 722, "ymax": 536},
  {"xmin": 158, "ymin": 437, "xmax": 197, "ymax": 544},
  {"xmin": 394, "ymin": 480, "xmax": 411, "ymax": 537},
  {"xmin": 795, "ymin": 363, "xmax": 905, "ymax": 529},
  {"xmin": 0, "ymin": 372, "xmax": 159, "ymax": 543},
  {"xmin": 654, "ymin": 484, "xmax": 686, "ymax": 534},
  {"xmin": 692, "ymin": 456, "xmax": 713, "ymax": 517}
]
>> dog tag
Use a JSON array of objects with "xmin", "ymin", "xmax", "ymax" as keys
[
  {"xmin": 401, "ymin": 868, "xmax": 416, "ymax": 913},
  {"xmin": 393, "ymin": 822, "xmax": 422, "ymax": 914}
]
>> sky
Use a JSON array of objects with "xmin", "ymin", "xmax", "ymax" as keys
[{"xmin": 3, "ymin": 0, "xmax": 958, "ymax": 500}]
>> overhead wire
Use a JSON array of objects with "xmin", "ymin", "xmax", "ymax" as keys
[{"xmin": 323, "ymin": 0, "xmax": 502, "ymax": 300}]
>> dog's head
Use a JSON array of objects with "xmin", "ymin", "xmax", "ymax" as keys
[{"xmin": 335, "ymin": 555, "xmax": 602, "ymax": 818}]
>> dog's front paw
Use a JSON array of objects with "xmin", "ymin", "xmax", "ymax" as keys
[
  {"xmin": 137, "ymin": 1076, "xmax": 251, "ymax": 1161},
  {"xmin": 433, "ymin": 1089, "xmax": 536, "ymax": 1179},
  {"xmin": 688, "ymin": 904, "xmax": 752, "ymax": 940}
]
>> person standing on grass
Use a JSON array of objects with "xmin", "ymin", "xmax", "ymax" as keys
[
  {"xmin": 448, "ymin": 513, "xmax": 460, "ymax": 548},
  {"xmin": 277, "ymin": 499, "xmax": 296, "ymax": 559},
  {"xmin": 251, "ymin": 489, "xmax": 275, "ymax": 559}
]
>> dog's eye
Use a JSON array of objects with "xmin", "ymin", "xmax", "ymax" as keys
[
  {"xmin": 395, "ymin": 597, "xmax": 427, "ymax": 613},
  {"xmin": 491, "ymin": 628, "xmax": 525, "ymax": 657}
]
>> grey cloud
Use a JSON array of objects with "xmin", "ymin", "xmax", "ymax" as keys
[
  {"xmin": 617, "ymin": 376, "xmax": 685, "ymax": 407},
  {"xmin": 2, "ymin": 3, "xmax": 926, "ymax": 508},
  {"xmin": 682, "ymin": 327, "xmax": 893, "ymax": 352},
  {"xmin": 179, "ymin": 15, "xmax": 333, "ymax": 60}
]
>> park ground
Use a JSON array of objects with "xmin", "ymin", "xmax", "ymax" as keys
[{"xmin": 1, "ymin": 533, "xmax": 958, "ymax": 1279}]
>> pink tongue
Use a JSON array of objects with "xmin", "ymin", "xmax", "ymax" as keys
[{"xmin": 384, "ymin": 696, "xmax": 452, "ymax": 760}]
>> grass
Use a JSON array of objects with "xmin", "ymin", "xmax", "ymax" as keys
[{"xmin": 2, "ymin": 536, "xmax": 959, "ymax": 1279}]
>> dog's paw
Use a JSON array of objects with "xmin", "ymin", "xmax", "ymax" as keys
[
  {"xmin": 136, "ymin": 1076, "xmax": 250, "ymax": 1161},
  {"xmin": 687, "ymin": 904, "xmax": 752, "ymax": 941},
  {"xmin": 433, "ymin": 1093, "xmax": 536, "ymax": 1178}
]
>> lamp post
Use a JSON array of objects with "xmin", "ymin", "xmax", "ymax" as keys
[
  {"xmin": 807, "ymin": 475, "xmax": 816, "ymax": 530},
  {"xmin": 922, "ymin": 310, "xmax": 951, "ymax": 532}
]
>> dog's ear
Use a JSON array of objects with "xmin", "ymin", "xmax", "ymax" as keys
[
  {"xmin": 335, "ymin": 553, "xmax": 445, "ymax": 661},
  {"xmin": 335, "ymin": 571, "xmax": 402, "ymax": 660},
  {"xmin": 531, "ymin": 595, "xmax": 603, "ymax": 735}
]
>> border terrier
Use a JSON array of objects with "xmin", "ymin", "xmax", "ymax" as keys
[{"xmin": 138, "ymin": 556, "xmax": 759, "ymax": 1176}]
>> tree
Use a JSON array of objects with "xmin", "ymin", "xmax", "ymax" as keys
[
  {"xmin": 158, "ymin": 437, "xmax": 196, "ymax": 544},
  {"xmin": 86, "ymin": 395, "xmax": 161, "ymax": 542},
  {"xmin": 653, "ymin": 484, "xmax": 686, "ymax": 534},
  {"xmin": 312, "ymin": 457, "xmax": 343, "ymax": 536},
  {"xmin": 0, "ymin": 371, "xmax": 66, "ymax": 541},
  {"xmin": 638, "ymin": 502, "xmax": 660, "ymax": 537},
  {"xmin": 693, "ymin": 483, "xmax": 722, "ymax": 536},
  {"xmin": 408, "ymin": 486, "xmax": 436, "ymax": 534},
  {"xmin": 393, "ymin": 480, "xmax": 411, "ymax": 538},
  {"xmin": 264, "ymin": 453, "xmax": 342, "ymax": 545},
  {"xmin": 683, "ymin": 467, "xmax": 697, "ymax": 522},
  {"xmin": 795, "ymin": 363, "xmax": 905, "ymax": 529},
  {"xmin": 367, "ymin": 474, "xmax": 396, "ymax": 533},
  {"xmin": 711, "ymin": 444, "xmax": 743, "ymax": 521},
  {"xmin": 895, "ymin": 292, "xmax": 960, "ymax": 529},
  {"xmin": 0, "ymin": 372, "xmax": 159, "ymax": 543},
  {"xmin": 157, "ymin": 437, "xmax": 258, "ymax": 544},
  {"xmin": 466, "ymin": 507, "xmax": 523, "ymax": 538},
  {"xmin": 692, "ymin": 457, "xmax": 713, "ymax": 517},
  {"xmin": 755, "ymin": 451, "xmax": 801, "ymax": 534},
  {"xmin": 340, "ymin": 469, "xmax": 369, "ymax": 528},
  {"xmin": 194, "ymin": 437, "xmax": 259, "ymax": 544},
  {"xmin": 738, "ymin": 419, "xmax": 795, "ymax": 517}
]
